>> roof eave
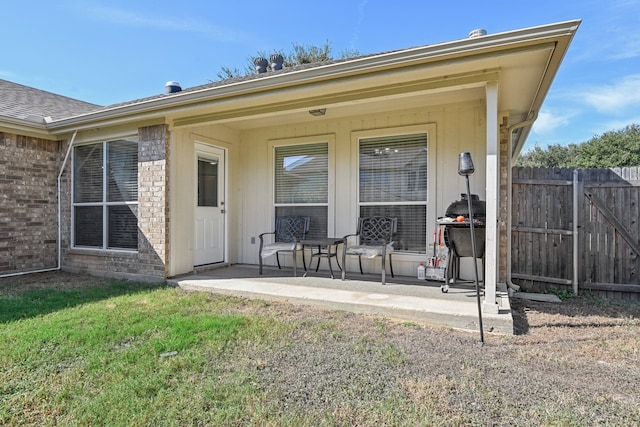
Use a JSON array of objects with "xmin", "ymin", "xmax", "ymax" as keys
[
  {"xmin": 46, "ymin": 19, "xmax": 581, "ymax": 135},
  {"xmin": 510, "ymin": 20, "xmax": 581, "ymax": 157},
  {"xmin": 0, "ymin": 116, "xmax": 57, "ymax": 140}
]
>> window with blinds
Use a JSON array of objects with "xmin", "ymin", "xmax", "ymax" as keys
[
  {"xmin": 73, "ymin": 139, "xmax": 138, "ymax": 250},
  {"xmin": 274, "ymin": 142, "xmax": 328, "ymax": 239},
  {"xmin": 359, "ymin": 133, "xmax": 428, "ymax": 253}
]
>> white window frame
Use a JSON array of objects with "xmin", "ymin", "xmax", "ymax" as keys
[
  {"xmin": 268, "ymin": 134, "xmax": 336, "ymax": 237},
  {"xmin": 351, "ymin": 124, "xmax": 437, "ymax": 255},
  {"xmin": 71, "ymin": 138, "xmax": 139, "ymax": 252}
]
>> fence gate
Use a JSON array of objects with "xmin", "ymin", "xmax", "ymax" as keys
[{"xmin": 511, "ymin": 167, "xmax": 640, "ymax": 300}]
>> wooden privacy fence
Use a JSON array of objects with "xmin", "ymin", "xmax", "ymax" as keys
[{"xmin": 511, "ymin": 167, "xmax": 640, "ymax": 300}]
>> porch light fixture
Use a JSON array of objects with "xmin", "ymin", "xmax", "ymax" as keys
[
  {"xmin": 458, "ymin": 152, "xmax": 484, "ymax": 344},
  {"xmin": 308, "ymin": 108, "xmax": 326, "ymax": 117}
]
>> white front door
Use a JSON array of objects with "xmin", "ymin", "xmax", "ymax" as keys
[{"xmin": 194, "ymin": 144, "xmax": 225, "ymax": 266}]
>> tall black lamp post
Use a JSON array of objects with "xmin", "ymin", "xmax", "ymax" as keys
[{"xmin": 458, "ymin": 152, "xmax": 485, "ymax": 344}]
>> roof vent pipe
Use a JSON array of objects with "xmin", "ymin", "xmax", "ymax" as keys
[
  {"xmin": 468, "ymin": 28, "xmax": 487, "ymax": 38},
  {"xmin": 270, "ymin": 54, "xmax": 284, "ymax": 71},
  {"xmin": 254, "ymin": 57, "xmax": 268, "ymax": 74},
  {"xmin": 165, "ymin": 81, "xmax": 182, "ymax": 94}
]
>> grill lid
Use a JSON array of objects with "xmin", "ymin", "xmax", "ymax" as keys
[{"xmin": 445, "ymin": 193, "xmax": 486, "ymax": 218}]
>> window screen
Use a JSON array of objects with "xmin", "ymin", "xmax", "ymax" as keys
[
  {"xmin": 359, "ymin": 133, "xmax": 428, "ymax": 252},
  {"xmin": 74, "ymin": 144, "xmax": 103, "ymax": 203},
  {"xmin": 108, "ymin": 205, "xmax": 138, "ymax": 249},
  {"xmin": 74, "ymin": 206, "xmax": 103, "ymax": 247},
  {"xmin": 73, "ymin": 139, "xmax": 138, "ymax": 250},
  {"xmin": 274, "ymin": 143, "xmax": 328, "ymax": 239},
  {"xmin": 108, "ymin": 140, "xmax": 138, "ymax": 202}
]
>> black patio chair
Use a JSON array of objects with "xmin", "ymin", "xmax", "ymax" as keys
[
  {"xmin": 259, "ymin": 216, "xmax": 310, "ymax": 276},
  {"xmin": 341, "ymin": 216, "xmax": 397, "ymax": 285}
]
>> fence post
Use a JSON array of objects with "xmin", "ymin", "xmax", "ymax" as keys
[{"xmin": 573, "ymin": 169, "xmax": 579, "ymax": 296}]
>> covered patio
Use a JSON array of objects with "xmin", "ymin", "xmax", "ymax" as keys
[{"xmin": 170, "ymin": 264, "xmax": 513, "ymax": 335}]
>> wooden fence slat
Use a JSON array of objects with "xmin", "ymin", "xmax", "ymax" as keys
[
  {"xmin": 585, "ymin": 181, "xmax": 640, "ymax": 187},
  {"xmin": 630, "ymin": 168, "xmax": 639, "ymax": 284},
  {"xmin": 512, "ymin": 178, "xmax": 573, "ymax": 185},
  {"xmin": 581, "ymin": 283, "xmax": 640, "ymax": 293},
  {"xmin": 618, "ymin": 183, "xmax": 628, "ymax": 282},
  {"xmin": 511, "ymin": 272, "xmax": 572, "ymax": 285},
  {"xmin": 512, "ymin": 226, "xmax": 573, "ymax": 235}
]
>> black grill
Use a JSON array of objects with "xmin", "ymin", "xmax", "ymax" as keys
[
  {"xmin": 444, "ymin": 226, "xmax": 485, "ymax": 258},
  {"xmin": 442, "ymin": 194, "xmax": 486, "ymax": 259}
]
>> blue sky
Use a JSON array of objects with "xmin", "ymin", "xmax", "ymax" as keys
[{"xmin": 2, "ymin": 1, "xmax": 640, "ymax": 151}]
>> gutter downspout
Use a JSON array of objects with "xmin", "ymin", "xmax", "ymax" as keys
[
  {"xmin": 0, "ymin": 131, "xmax": 78, "ymax": 278},
  {"xmin": 506, "ymin": 114, "xmax": 537, "ymax": 293}
]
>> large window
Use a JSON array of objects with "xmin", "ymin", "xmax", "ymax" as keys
[
  {"xmin": 359, "ymin": 133, "xmax": 428, "ymax": 253},
  {"xmin": 73, "ymin": 139, "xmax": 138, "ymax": 250},
  {"xmin": 274, "ymin": 142, "xmax": 328, "ymax": 239}
]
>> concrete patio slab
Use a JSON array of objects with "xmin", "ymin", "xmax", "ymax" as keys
[{"xmin": 169, "ymin": 264, "xmax": 514, "ymax": 335}]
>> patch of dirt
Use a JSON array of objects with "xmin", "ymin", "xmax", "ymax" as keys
[
  {"xmin": 229, "ymin": 290, "xmax": 640, "ymax": 424},
  {"xmin": 0, "ymin": 271, "xmax": 115, "ymax": 296},
  {"xmin": 249, "ymin": 295, "xmax": 640, "ymax": 423}
]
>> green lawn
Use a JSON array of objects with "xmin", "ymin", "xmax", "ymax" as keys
[{"xmin": 1, "ymin": 280, "xmax": 292, "ymax": 426}]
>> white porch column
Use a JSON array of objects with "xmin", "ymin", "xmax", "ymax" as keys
[{"xmin": 484, "ymin": 81, "xmax": 500, "ymax": 313}]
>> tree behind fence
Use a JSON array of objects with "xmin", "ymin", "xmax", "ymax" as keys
[{"xmin": 511, "ymin": 166, "xmax": 639, "ymax": 300}]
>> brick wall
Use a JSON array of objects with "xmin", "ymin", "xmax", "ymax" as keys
[
  {"xmin": 0, "ymin": 132, "xmax": 60, "ymax": 274},
  {"xmin": 498, "ymin": 116, "xmax": 509, "ymax": 282},
  {"xmin": 61, "ymin": 125, "xmax": 170, "ymax": 281},
  {"xmin": 138, "ymin": 125, "xmax": 170, "ymax": 278}
]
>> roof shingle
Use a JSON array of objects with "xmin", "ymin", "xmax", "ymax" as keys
[{"xmin": 0, "ymin": 79, "xmax": 103, "ymax": 121}]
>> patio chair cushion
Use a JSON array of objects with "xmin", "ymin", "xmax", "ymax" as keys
[
  {"xmin": 343, "ymin": 242, "xmax": 394, "ymax": 258},
  {"xmin": 260, "ymin": 242, "xmax": 302, "ymax": 259}
]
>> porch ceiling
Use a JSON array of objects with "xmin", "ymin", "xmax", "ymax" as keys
[{"xmin": 185, "ymin": 84, "xmax": 487, "ymax": 131}]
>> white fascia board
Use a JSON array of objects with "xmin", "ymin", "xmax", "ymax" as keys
[
  {"xmin": 0, "ymin": 116, "xmax": 55, "ymax": 140},
  {"xmin": 47, "ymin": 19, "xmax": 581, "ymax": 135}
]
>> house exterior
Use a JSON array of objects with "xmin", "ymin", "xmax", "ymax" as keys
[{"xmin": 0, "ymin": 20, "xmax": 580, "ymax": 312}]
